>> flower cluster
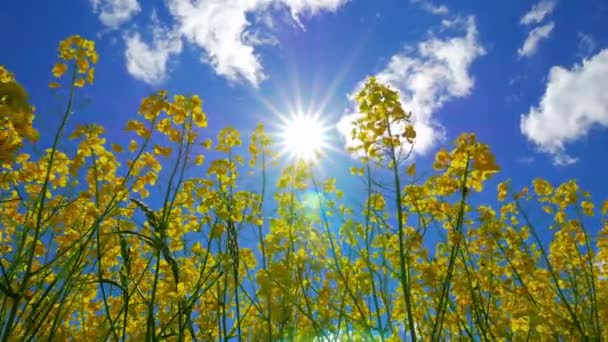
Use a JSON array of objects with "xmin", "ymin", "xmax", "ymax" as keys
[
  {"xmin": 0, "ymin": 66, "xmax": 38, "ymax": 164},
  {"xmin": 349, "ymin": 77, "xmax": 415, "ymax": 161},
  {"xmin": 49, "ymin": 35, "xmax": 98, "ymax": 88}
]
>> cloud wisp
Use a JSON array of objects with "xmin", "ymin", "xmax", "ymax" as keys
[
  {"xmin": 91, "ymin": 0, "xmax": 141, "ymax": 29},
  {"xmin": 520, "ymin": 0, "xmax": 556, "ymax": 25},
  {"xmin": 409, "ymin": 0, "xmax": 449, "ymax": 16},
  {"xmin": 124, "ymin": 18, "xmax": 183, "ymax": 85},
  {"xmin": 518, "ymin": 22, "xmax": 555, "ymax": 58},
  {"xmin": 518, "ymin": 0, "xmax": 556, "ymax": 58}
]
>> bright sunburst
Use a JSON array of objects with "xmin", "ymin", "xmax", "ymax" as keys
[{"xmin": 279, "ymin": 112, "xmax": 330, "ymax": 161}]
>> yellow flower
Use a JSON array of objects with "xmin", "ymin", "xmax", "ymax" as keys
[
  {"xmin": 406, "ymin": 163, "xmax": 416, "ymax": 176},
  {"xmin": 89, "ymin": 51, "xmax": 99, "ymax": 64},
  {"xmin": 433, "ymin": 148, "xmax": 451, "ymax": 170},
  {"xmin": 52, "ymin": 62, "xmax": 68, "ymax": 78},
  {"xmin": 177, "ymin": 283, "xmax": 187, "ymax": 298},
  {"xmin": 1, "ymin": 81, "xmax": 32, "ymax": 117},
  {"xmin": 404, "ymin": 124, "xmax": 416, "ymax": 141},
  {"xmin": 82, "ymin": 39, "xmax": 94, "ymax": 51},
  {"xmin": 49, "ymin": 81, "xmax": 60, "ymax": 88},
  {"xmin": 192, "ymin": 107, "xmax": 207, "ymax": 128},
  {"xmin": 581, "ymin": 201, "xmax": 594, "ymax": 216},
  {"xmin": 351, "ymin": 77, "xmax": 412, "ymax": 158},
  {"xmin": 111, "ymin": 143, "xmax": 124, "ymax": 153},
  {"xmin": 0, "ymin": 71, "xmax": 37, "ymax": 163},
  {"xmin": 15, "ymin": 153, "xmax": 30, "ymax": 163},
  {"xmin": 472, "ymin": 145, "xmax": 499, "ymax": 173},
  {"xmin": 125, "ymin": 120, "xmax": 146, "ymax": 135},
  {"xmin": 211, "ymin": 223, "xmax": 225, "ymax": 238},
  {"xmin": 497, "ymin": 181, "xmax": 508, "ymax": 201},
  {"xmin": 0, "ymin": 128, "xmax": 20, "ymax": 163},
  {"xmin": 74, "ymin": 78, "xmax": 85, "ymax": 88},
  {"xmin": 86, "ymin": 68, "xmax": 95, "ymax": 84},
  {"xmin": 323, "ymin": 178, "xmax": 336, "ymax": 193},
  {"xmin": 514, "ymin": 186, "xmax": 528, "ymax": 200},
  {"xmin": 0, "ymin": 66, "xmax": 15, "ymax": 83},
  {"xmin": 192, "ymin": 242, "xmax": 203, "ymax": 255},
  {"xmin": 216, "ymin": 126, "xmax": 241, "ymax": 152},
  {"xmin": 201, "ymin": 138, "xmax": 212, "ymax": 150},
  {"xmin": 511, "ymin": 316, "xmax": 529, "ymax": 333},
  {"xmin": 555, "ymin": 210, "xmax": 566, "ymax": 224},
  {"xmin": 76, "ymin": 58, "xmax": 89, "ymax": 73},
  {"xmin": 70, "ymin": 35, "xmax": 83, "ymax": 46},
  {"xmin": 54, "ymin": 36, "xmax": 97, "ymax": 89},
  {"xmin": 533, "ymin": 178, "xmax": 553, "ymax": 197},
  {"xmin": 153, "ymin": 145, "xmax": 172, "ymax": 157},
  {"xmin": 368, "ymin": 193, "xmax": 386, "ymax": 211},
  {"xmin": 128, "ymin": 139, "xmax": 138, "ymax": 152},
  {"xmin": 350, "ymin": 166, "xmax": 364, "ymax": 176}
]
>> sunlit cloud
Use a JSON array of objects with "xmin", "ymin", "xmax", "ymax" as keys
[
  {"xmin": 409, "ymin": 0, "xmax": 449, "ymax": 16},
  {"xmin": 90, "ymin": 0, "xmax": 141, "ymax": 29},
  {"xmin": 518, "ymin": 22, "xmax": 554, "ymax": 58},
  {"xmin": 123, "ymin": 18, "xmax": 183, "ymax": 84},
  {"xmin": 520, "ymin": 0, "xmax": 556, "ymax": 26},
  {"xmin": 338, "ymin": 15, "xmax": 485, "ymax": 157},
  {"xmin": 520, "ymin": 49, "xmax": 608, "ymax": 165}
]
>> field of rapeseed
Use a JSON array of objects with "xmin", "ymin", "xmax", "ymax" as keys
[{"xmin": 1, "ymin": 36, "xmax": 607, "ymax": 341}]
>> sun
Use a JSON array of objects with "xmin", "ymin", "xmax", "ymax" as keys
[{"xmin": 279, "ymin": 112, "xmax": 330, "ymax": 161}]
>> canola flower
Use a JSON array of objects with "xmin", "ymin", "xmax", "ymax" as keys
[{"xmin": 0, "ymin": 36, "xmax": 606, "ymax": 341}]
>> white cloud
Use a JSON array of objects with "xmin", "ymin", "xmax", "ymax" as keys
[
  {"xmin": 165, "ymin": 0, "xmax": 349, "ymax": 87},
  {"xmin": 410, "ymin": 0, "xmax": 449, "ymax": 15},
  {"xmin": 337, "ymin": 16, "xmax": 485, "ymax": 156},
  {"xmin": 124, "ymin": 22, "xmax": 183, "ymax": 84},
  {"xmin": 578, "ymin": 32, "xmax": 596, "ymax": 56},
  {"xmin": 284, "ymin": 0, "xmax": 347, "ymax": 18},
  {"xmin": 520, "ymin": 49, "xmax": 608, "ymax": 165},
  {"xmin": 518, "ymin": 156, "xmax": 535, "ymax": 165},
  {"xmin": 553, "ymin": 154, "xmax": 578, "ymax": 166},
  {"xmin": 520, "ymin": 0, "xmax": 556, "ymax": 26},
  {"xmin": 91, "ymin": 0, "xmax": 141, "ymax": 29},
  {"xmin": 518, "ymin": 21, "xmax": 555, "ymax": 58}
]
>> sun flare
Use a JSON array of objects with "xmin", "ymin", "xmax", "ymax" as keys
[{"xmin": 279, "ymin": 112, "xmax": 329, "ymax": 161}]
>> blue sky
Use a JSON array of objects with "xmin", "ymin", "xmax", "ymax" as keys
[{"xmin": 1, "ymin": 0, "xmax": 608, "ymax": 203}]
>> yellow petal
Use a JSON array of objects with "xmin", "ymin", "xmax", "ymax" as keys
[
  {"xmin": 52, "ymin": 62, "xmax": 68, "ymax": 78},
  {"xmin": 128, "ymin": 140, "xmax": 138, "ymax": 152},
  {"xmin": 111, "ymin": 144, "xmax": 124, "ymax": 153},
  {"xmin": 406, "ymin": 163, "xmax": 416, "ymax": 177},
  {"xmin": 74, "ymin": 78, "xmax": 85, "ymax": 88},
  {"xmin": 86, "ymin": 68, "xmax": 95, "ymax": 84}
]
